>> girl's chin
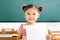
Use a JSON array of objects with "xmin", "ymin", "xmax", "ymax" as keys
[{"xmin": 28, "ymin": 21, "xmax": 36, "ymax": 23}]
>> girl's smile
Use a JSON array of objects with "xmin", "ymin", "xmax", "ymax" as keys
[
  {"xmin": 28, "ymin": 18, "xmax": 34, "ymax": 20},
  {"xmin": 24, "ymin": 8, "xmax": 40, "ymax": 24},
  {"xmin": 22, "ymin": 4, "xmax": 43, "ymax": 24}
]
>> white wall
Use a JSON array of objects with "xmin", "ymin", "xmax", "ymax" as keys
[
  {"xmin": 0, "ymin": 22, "xmax": 60, "ymax": 31},
  {"xmin": 47, "ymin": 22, "xmax": 60, "ymax": 31},
  {"xmin": 0, "ymin": 22, "xmax": 23, "ymax": 31}
]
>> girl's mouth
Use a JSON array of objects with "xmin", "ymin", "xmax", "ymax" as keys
[{"xmin": 28, "ymin": 18, "xmax": 34, "ymax": 20}]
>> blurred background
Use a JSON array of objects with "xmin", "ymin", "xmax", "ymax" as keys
[
  {"xmin": 0, "ymin": 0, "xmax": 60, "ymax": 22},
  {"xmin": 0, "ymin": 22, "xmax": 60, "ymax": 31}
]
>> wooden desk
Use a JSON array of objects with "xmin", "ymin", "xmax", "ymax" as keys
[
  {"xmin": 0, "ymin": 36, "xmax": 17, "ymax": 40},
  {"xmin": 48, "ymin": 30, "xmax": 60, "ymax": 40}
]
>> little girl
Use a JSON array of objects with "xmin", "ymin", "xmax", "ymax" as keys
[{"xmin": 18, "ymin": 4, "xmax": 49, "ymax": 40}]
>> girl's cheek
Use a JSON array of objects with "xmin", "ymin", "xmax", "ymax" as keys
[
  {"xmin": 25, "ymin": 16, "xmax": 30, "ymax": 20},
  {"xmin": 34, "ymin": 16, "xmax": 38, "ymax": 20}
]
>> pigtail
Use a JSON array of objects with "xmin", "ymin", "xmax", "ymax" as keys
[
  {"xmin": 38, "ymin": 5, "xmax": 44, "ymax": 12},
  {"xmin": 22, "ymin": 4, "xmax": 44, "ymax": 12},
  {"xmin": 22, "ymin": 4, "xmax": 34, "ymax": 11},
  {"xmin": 22, "ymin": 4, "xmax": 27, "ymax": 11}
]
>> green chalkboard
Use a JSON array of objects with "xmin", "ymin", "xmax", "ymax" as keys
[{"xmin": 0, "ymin": 0, "xmax": 60, "ymax": 22}]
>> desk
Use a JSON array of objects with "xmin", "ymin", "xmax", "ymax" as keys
[
  {"xmin": 0, "ymin": 36, "xmax": 17, "ymax": 40},
  {"xmin": 0, "ymin": 34, "xmax": 18, "ymax": 40}
]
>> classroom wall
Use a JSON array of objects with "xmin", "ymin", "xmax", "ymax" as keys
[
  {"xmin": 0, "ymin": 0, "xmax": 60, "ymax": 21},
  {"xmin": 0, "ymin": 22, "xmax": 60, "ymax": 31}
]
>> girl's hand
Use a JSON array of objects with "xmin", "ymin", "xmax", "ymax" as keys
[
  {"xmin": 22, "ymin": 36, "xmax": 27, "ymax": 40},
  {"xmin": 46, "ymin": 35, "xmax": 51, "ymax": 40}
]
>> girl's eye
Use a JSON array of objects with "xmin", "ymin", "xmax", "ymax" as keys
[
  {"xmin": 27, "ymin": 13, "xmax": 30, "ymax": 15},
  {"xmin": 33, "ymin": 13, "xmax": 35, "ymax": 15}
]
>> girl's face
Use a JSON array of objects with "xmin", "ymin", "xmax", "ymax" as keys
[{"xmin": 24, "ymin": 8, "xmax": 40, "ymax": 24}]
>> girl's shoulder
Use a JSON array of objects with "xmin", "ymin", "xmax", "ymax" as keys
[
  {"xmin": 20, "ymin": 24, "xmax": 27, "ymax": 28},
  {"xmin": 20, "ymin": 23, "xmax": 27, "ymax": 26}
]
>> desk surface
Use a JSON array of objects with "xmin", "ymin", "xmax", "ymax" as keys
[
  {"xmin": 0, "ymin": 37, "xmax": 17, "ymax": 40},
  {"xmin": 0, "ymin": 34, "xmax": 18, "ymax": 37}
]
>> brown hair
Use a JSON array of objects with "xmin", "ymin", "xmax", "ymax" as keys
[{"xmin": 22, "ymin": 4, "xmax": 43, "ymax": 12}]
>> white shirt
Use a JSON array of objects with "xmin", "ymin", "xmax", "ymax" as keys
[{"xmin": 23, "ymin": 23, "xmax": 48, "ymax": 40}]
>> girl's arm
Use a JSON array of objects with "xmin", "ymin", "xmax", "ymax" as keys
[
  {"xmin": 17, "ymin": 24, "xmax": 22, "ymax": 40},
  {"xmin": 22, "ymin": 25, "xmax": 27, "ymax": 40},
  {"xmin": 46, "ymin": 34, "xmax": 51, "ymax": 40},
  {"xmin": 22, "ymin": 36, "xmax": 27, "ymax": 40},
  {"xmin": 46, "ymin": 34, "xmax": 54, "ymax": 40},
  {"xmin": 17, "ymin": 24, "xmax": 27, "ymax": 40}
]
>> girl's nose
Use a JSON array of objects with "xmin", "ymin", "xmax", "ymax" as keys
[{"xmin": 30, "ymin": 15, "xmax": 33, "ymax": 18}]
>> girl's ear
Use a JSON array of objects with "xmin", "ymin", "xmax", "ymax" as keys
[
  {"xmin": 37, "ymin": 13, "xmax": 40, "ymax": 18},
  {"xmin": 38, "ymin": 5, "xmax": 44, "ymax": 12},
  {"xmin": 22, "ymin": 4, "xmax": 27, "ymax": 11}
]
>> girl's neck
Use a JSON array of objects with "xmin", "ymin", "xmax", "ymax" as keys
[{"xmin": 26, "ymin": 22, "xmax": 36, "ymax": 25}]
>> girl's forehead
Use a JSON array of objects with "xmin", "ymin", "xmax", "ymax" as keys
[
  {"xmin": 25, "ymin": 9, "xmax": 39, "ymax": 15},
  {"xmin": 25, "ymin": 8, "xmax": 39, "ymax": 13}
]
